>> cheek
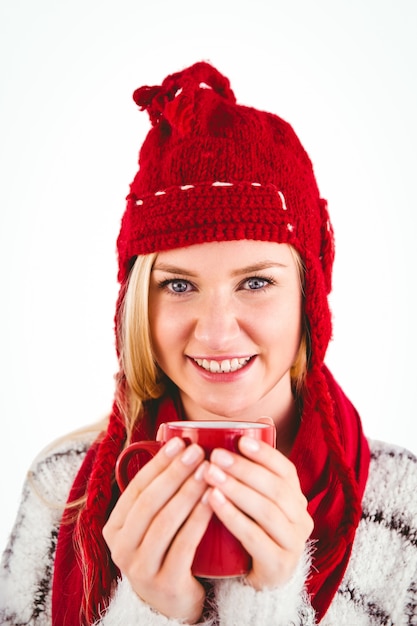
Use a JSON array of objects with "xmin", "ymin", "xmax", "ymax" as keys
[
  {"xmin": 149, "ymin": 304, "xmax": 189, "ymax": 362},
  {"xmin": 148, "ymin": 303, "xmax": 166, "ymax": 362},
  {"xmin": 256, "ymin": 296, "xmax": 303, "ymax": 353},
  {"xmin": 285, "ymin": 296, "xmax": 303, "ymax": 341}
]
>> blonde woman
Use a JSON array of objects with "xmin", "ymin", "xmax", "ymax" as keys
[{"xmin": 1, "ymin": 61, "xmax": 416, "ymax": 625}]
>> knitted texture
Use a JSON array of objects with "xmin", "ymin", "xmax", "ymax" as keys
[
  {"xmin": 3, "ymin": 436, "xmax": 416, "ymax": 625},
  {"xmin": 72, "ymin": 401, "xmax": 126, "ymax": 620},
  {"xmin": 51, "ymin": 61, "xmax": 366, "ymax": 625},
  {"xmin": 118, "ymin": 61, "xmax": 335, "ymax": 368},
  {"xmin": 118, "ymin": 62, "xmax": 334, "ymax": 328}
]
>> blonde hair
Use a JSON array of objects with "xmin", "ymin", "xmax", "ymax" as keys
[
  {"xmin": 118, "ymin": 245, "xmax": 309, "ymax": 434},
  {"xmin": 289, "ymin": 247, "xmax": 310, "ymax": 395},
  {"xmin": 118, "ymin": 252, "xmax": 162, "ymax": 439}
]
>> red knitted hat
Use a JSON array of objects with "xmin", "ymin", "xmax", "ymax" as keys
[{"xmin": 117, "ymin": 60, "xmax": 335, "ymax": 367}]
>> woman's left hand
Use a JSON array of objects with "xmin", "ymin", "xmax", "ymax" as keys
[{"xmin": 203, "ymin": 436, "xmax": 313, "ymax": 590}]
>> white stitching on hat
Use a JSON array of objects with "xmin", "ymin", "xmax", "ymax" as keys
[
  {"xmin": 287, "ymin": 223, "xmax": 294, "ymax": 232},
  {"xmin": 134, "ymin": 182, "xmax": 288, "ymax": 205},
  {"xmin": 278, "ymin": 191, "xmax": 288, "ymax": 211}
]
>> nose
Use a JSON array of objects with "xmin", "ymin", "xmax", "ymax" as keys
[{"xmin": 193, "ymin": 294, "xmax": 241, "ymax": 351}]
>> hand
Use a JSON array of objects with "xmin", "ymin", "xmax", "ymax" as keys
[
  {"xmin": 203, "ymin": 437, "xmax": 313, "ymax": 590},
  {"xmin": 103, "ymin": 438, "xmax": 213, "ymax": 623}
]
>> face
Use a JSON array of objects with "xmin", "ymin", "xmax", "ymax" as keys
[{"xmin": 148, "ymin": 240, "xmax": 303, "ymax": 426}]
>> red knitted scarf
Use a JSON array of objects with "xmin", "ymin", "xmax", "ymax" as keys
[{"xmin": 52, "ymin": 366, "xmax": 369, "ymax": 624}]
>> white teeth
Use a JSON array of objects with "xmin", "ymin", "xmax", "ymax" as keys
[
  {"xmin": 221, "ymin": 359, "xmax": 231, "ymax": 373},
  {"xmin": 230, "ymin": 358, "xmax": 239, "ymax": 372},
  {"xmin": 194, "ymin": 357, "xmax": 251, "ymax": 373}
]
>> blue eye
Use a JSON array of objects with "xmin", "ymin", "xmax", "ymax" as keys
[
  {"xmin": 159, "ymin": 278, "xmax": 193, "ymax": 293},
  {"xmin": 244, "ymin": 277, "xmax": 272, "ymax": 290},
  {"xmin": 170, "ymin": 280, "xmax": 190, "ymax": 293}
]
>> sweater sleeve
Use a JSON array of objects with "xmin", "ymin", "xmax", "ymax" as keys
[
  {"xmin": 214, "ymin": 546, "xmax": 316, "ymax": 626},
  {"xmin": 95, "ymin": 576, "xmax": 215, "ymax": 626},
  {"xmin": 0, "ymin": 434, "xmax": 95, "ymax": 625}
]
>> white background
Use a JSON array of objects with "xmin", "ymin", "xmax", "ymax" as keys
[{"xmin": 1, "ymin": 0, "xmax": 416, "ymax": 552}]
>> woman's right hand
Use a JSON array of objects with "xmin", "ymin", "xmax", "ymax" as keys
[{"xmin": 103, "ymin": 437, "xmax": 213, "ymax": 624}]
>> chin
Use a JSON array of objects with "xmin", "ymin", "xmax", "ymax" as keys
[{"xmin": 198, "ymin": 401, "xmax": 255, "ymax": 421}]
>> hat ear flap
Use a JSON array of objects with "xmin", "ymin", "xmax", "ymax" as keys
[
  {"xmin": 319, "ymin": 198, "xmax": 335, "ymax": 295},
  {"xmin": 303, "ymin": 251, "xmax": 333, "ymax": 368}
]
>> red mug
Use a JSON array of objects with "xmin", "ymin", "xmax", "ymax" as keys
[{"xmin": 115, "ymin": 420, "xmax": 276, "ymax": 578}]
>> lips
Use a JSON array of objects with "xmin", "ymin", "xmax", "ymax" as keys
[{"xmin": 192, "ymin": 357, "xmax": 251, "ymax": 373}]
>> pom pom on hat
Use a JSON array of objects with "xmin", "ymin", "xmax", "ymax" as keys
[{"xmin": 132, "ymin": 61, "xmax": 236, "ymax": 131}]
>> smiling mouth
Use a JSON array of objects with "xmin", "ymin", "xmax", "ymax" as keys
[{"xmin": 192, "ymin": 357, "xmax": 252, "ymax": 373}]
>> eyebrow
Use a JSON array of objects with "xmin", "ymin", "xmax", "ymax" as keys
[
  {"xmin": 152, "ymin": 260, "xmax": 288, "ymax": 277},
  {"xmin": 230, "ymin": 261, "xmax": 288, "ymax": 276}
]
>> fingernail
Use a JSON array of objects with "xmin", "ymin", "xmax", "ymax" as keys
[
  {"xmin": 164, "ymin": 437, "xmax": 183, "ymax": 457},
  {"xmin": 212, "ymin": 487, "xmax": 226, "ymax": 505},
  {"xmin": 201, "ymin": 488, "xmax": 211, "ymax": 505},
  {"xmin": 181, "ymin": 444, "xmax": 202, "ymax": 465},
  {"xmin": 194, "ymin": 461, "xmax": 208, "ymax": 481},
  {"xmin": 211, "ymin": 449, "xmax": 234, "ymax": 468},
  {"xmin": 207, "ymin": 464, "xmax": 227, "ymax": 484},
  {"xmin": 240, "ymin": 436, "xmax": 260, "ymax": 452},
  {"xmin": 258, "ymin": 416, "xmax": 274, "ymax": 425}
]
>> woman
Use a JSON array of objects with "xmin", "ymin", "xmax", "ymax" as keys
[{"xmin": 1, "ymin": 61, "xmax": 416, "ymax": 625}]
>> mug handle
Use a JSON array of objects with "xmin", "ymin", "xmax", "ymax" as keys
[{"xmin": 115, "ymin": 441, "xmax": 162, "ymax": 491}]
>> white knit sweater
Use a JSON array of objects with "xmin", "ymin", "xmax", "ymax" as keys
[{"xmin": 1, "ymin": 435, "xmax": 416, "ymax": 625}]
